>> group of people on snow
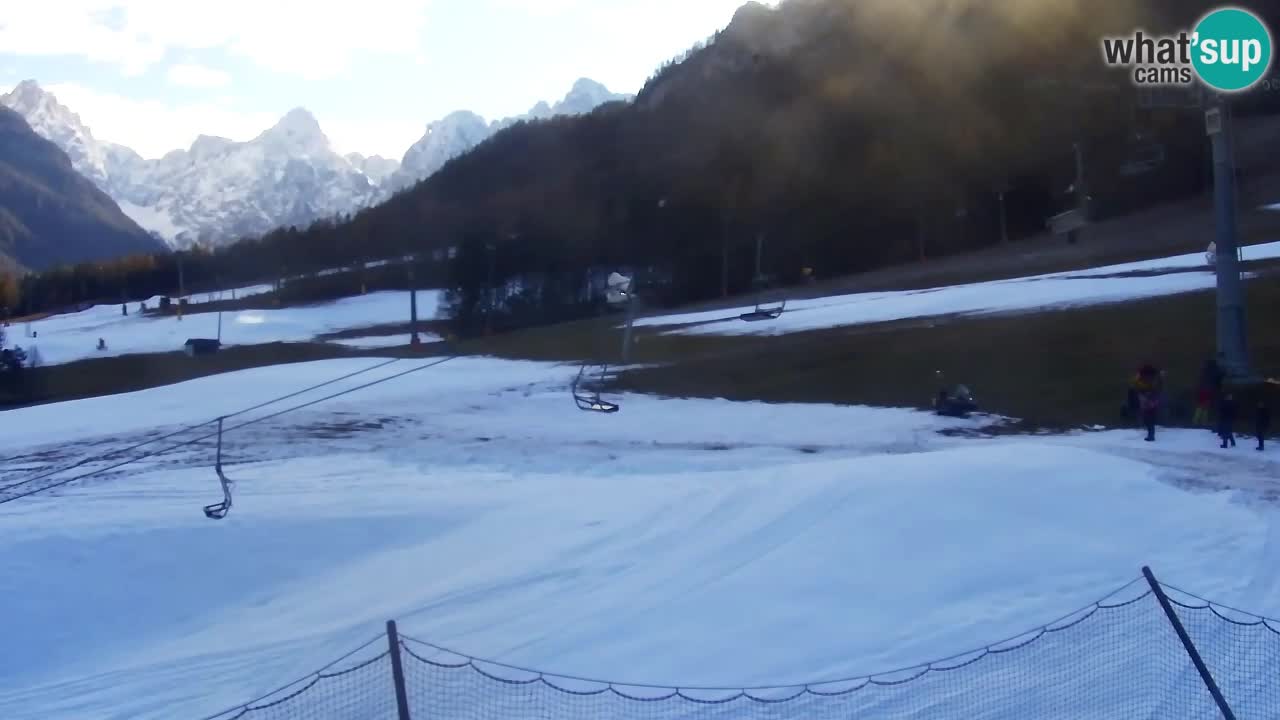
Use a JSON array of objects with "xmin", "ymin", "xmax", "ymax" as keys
[{"xmin": 1131, "ymin": 354, "xmax": 1271, "ymax": 450}]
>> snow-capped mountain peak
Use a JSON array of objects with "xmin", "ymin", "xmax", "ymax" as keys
[
  {"xmin": 189, "ymin": 135, "xmax": 236, "ymax": 161},
  {"xmin": 258, "ymin": 108, "xmax": 329, "ymax": 155},
  {"xmin": 386, "ymin": 110, "xmax": 492, "ymax": 191},
  {"xmin": 526, "ymin": 101, "xmax": 554, "ymax": 120},
  {"xmin": 1, "ymin": 79, "xmax": 112, "ymax": 187},
  {"xmin": 555, "ymin": 78, "xmax": 624, "ymax": 115},
  {"xmin": 3, "ymin": 77, "xmax": 633, "ymax": 248},
  {"xmin": 346, "ymin": 152, "xmax": 401, "ymax": 185},
  {"xmin": 387, "ymin": 79, "xmax": 632, "ymax": 193}
]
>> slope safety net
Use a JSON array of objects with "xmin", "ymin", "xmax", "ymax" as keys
[
  {"xmin": 196, "ymin": 576, "xmax": 1280, "ymax": 720},
  {"xmin": 201, "ymin": 640, "xmax": 397, "ymax": 720},
  {"xmin": 1164, "ymin": 583, "xmax": 1280, "ymax": 719}
]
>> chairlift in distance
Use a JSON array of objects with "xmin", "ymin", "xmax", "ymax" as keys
[
  {"xmin": 1118, "ymin": 136, "xmax": 1166, "ymax": 177},
  {"xmin": 570, "ymin": 271, "xmax": 633, "ymax": 413},
  {"xmin": 203, "ymin": 418, "xmax": 234, "ymax": 520},
  {"xmin": 739, "ymin": 235, "xmax": 786, "ymax": 322},
  {"xmin": 572, "ymin": 363, "xmax": 619, "ymax": 413},
  {"xmin": 740, "ymin": 276, "xmax": 787, "ymax": 322},
  {"xmin": 605, "ymin": 271, "xmax": 633, "ymax": 307}
]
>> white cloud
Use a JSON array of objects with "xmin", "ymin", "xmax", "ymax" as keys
[
  {"xmin": 0, "ymin": 2, "xmax": 165, "ymax": 76},
  {"xmin": 45, "ymin": 82, "xmax": 276, "ymax": 158},
  {"xmin": 0, "ymin": 1, "xmax": 432, "ymax": 79},
  {"xmin": 323, "ymin": 117, "xmax": 424, "ymax": 160},
  {"xmin": 166, "ymin": 63, "xmax": 231, "ymax": 88}
]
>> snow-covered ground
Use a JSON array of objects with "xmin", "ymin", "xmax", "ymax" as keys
[
  {"xmin": 1, "ymin": 357, "xmax": 1278, "ymax": 720},
  {"xmin": 327, "ymin": 332, "xmax": 442, "ymax": 349},
  {"xmin": 634, "ymin": 241, "xmax": 1280, "ymax": 336},
  {"xmin": 3, "ymin": 243, "xmax": 1280, "ymax": 718},
  {"xmin": 5, "ymin": 290, "xmax": 442, "ymax": 366}
]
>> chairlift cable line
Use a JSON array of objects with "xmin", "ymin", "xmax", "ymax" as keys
[
  {"xmin": 0, "ymin": 355, "xmax": 458, "ymax": 505},
  {"xmin": 0, "ymin": 357, "xmax": 407, "ymax": 495}
]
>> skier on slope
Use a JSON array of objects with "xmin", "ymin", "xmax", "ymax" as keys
[
  {"xmin": 1139, "ymin": 388, "xmax": 1160, "ymax": 442},
  {"xmin": 1218, "ymin": 393, "xmax": 1239, "ymax": 449},
  {"xmin": 1136, "ymin": 361, "xmax": 1167, "ymax": 440}
]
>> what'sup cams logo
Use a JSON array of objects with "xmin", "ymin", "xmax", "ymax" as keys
[{"xmin": 1101, "ymin": 6, "xmax": 1273, "ymax": 92}]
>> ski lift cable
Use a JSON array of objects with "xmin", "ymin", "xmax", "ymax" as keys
[
  {"xmin": 0, "ymin": 355, "xmax": 459, "ymax": 506},
  {"xmin": 0, "ymin": 357, "xmax": 407, "ymax": 495}
]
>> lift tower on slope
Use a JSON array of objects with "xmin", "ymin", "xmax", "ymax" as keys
[{"xmin": 1205, "ymin": 92, "xmax": 1257, "ymax": 386}]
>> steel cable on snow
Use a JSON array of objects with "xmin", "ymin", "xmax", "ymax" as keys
[
  {"xmin": 0, "ymin": 355, "xmax": 459, "ymax": 505},
  {"xmin": 0, "ymin": 357, "xmax": 408, "ymax": 495}
]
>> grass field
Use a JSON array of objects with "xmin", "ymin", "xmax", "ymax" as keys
[
  {"xmin": 9, "ymin": 262, "xmax": 1278, "ymax": 432},
  {"xmin": 7, "ymin": 174, "xmax": 1280, "ymax": 431},
  {"xmin": 468, "ymin": 268, "xmax": 1280, "ymax": 432}
]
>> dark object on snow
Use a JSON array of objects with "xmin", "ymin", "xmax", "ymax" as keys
[
  {"xmin": 1218, "ymin": 394, "xmax": 1239, "ymax": 448},
  {"xmin": 572, "ymin": 363, "xmax": 619, "ymax": 413},
  {"xmin": 740, "ymin": 239, "xmax": 786, "ymax": 322},
  {"xmin": 96, "ymin": 337, "xmax": 106, "ymax": 351},
  {"xmin": 934, "ymin": 384, "xmax": 978, "ymax": 418},
  {"xmin": 1257, "ymin": 402, "xmax": 1272, "ymax": 451},
  {"xmin": 1139, "ymin": 390, "xmax": 1160, "ymax": 441},
  {"xmin": 740, "ymin": 298, "xmax": 786, "ymax": 322},
  {"xmin": 1, "ymin": 346, "xmax": 24, "ymax": 371},
  {"xmin": 204, "ymin": 418, "xmax": 233, "ymax": 520},
  {"xmin": 184, "ymin": 338, "xmax": 221, "ymax": 357}
]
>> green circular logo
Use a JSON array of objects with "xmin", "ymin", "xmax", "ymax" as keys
[{"xmin": 1192, "ymin": 7, "xmax": 1273, "ymax": 92}]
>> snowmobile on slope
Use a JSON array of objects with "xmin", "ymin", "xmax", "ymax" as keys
[{"xmin": 932, "ymin": 371, "xmax": 978, "ymax": 418}]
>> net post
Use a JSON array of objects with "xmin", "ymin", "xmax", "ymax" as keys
[
  {"xmin": 1142, "ymin": 566, "xmax": 1236, "ymax": 720},
  {"xmin": 386, "ymin": 620, "xmax": 413, "ymax": 720}
]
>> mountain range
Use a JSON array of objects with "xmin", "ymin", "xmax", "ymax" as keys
[
  {"xmin": 0, "ymin": 78, "xmax": 630, "ymax": 250},
  {"xmin": 0, "ymin": 106, "xmax": 164, "ymax": 272}
]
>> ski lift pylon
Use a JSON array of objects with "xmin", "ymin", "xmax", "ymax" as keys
[
  {"xmin": 572, "ymin": 363, "xmax": 619, "ymax": 413},
  {"xmin": 203, "ymin": 418, "xmax": 233, "ymax": 520}
]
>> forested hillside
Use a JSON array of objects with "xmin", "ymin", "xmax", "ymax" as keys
[
  {"xmin": 0, "ymin": 108, "xmax": 163, "ymax": 277},
  {"xmin": 8, "ymin": 0, "xmax": 1280, "ymax": 330}
]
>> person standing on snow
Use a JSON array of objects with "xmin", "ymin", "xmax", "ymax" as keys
[
  {"xmin": 1199, "ymin": 355, "xmax": 1225, "ymax": 427},
  {"xmin": 1193, "ymin": 384, "xmax": 1213, "ymax": 427},
  {"xmin": 1133, "ymin": 363, "xmax": 1162, "ymax": 441},
  {"xmin": 1140, "ymin": 389, "xmax": 1160, "ymax": 441},
  {"xmin": 1257, "ymin": 401, "xmax": 1272, "ymax": 452},
  {"xmin": 1218, "ymin": 393, "xmax": 1239, "ymax": 449}
]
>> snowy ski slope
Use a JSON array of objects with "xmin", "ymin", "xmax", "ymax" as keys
[
  {"xmin": 6, "ymin": 289, "xmax": 443, "ymax": 367},
  {"xmin": 3, "ymin": 245, "xmax": 1280, "ymax": 719},
  {"xmin": 2, "ymin": 358, "xmax": 1279, "ymax": 720},
  {"xmin": 634, "ymin": 241, "xmax": 1280, "ymax": 336}
]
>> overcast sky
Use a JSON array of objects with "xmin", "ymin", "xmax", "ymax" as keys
[{"xmin": 0, "ymin": 0, "xmax": 770, "ymax": 159}]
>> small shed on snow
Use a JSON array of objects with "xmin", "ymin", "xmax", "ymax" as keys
[{"xmin": 184, "ymin": 338, "xmax": 221, "ymax": 357}]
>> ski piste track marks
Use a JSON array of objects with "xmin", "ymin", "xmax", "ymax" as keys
[
  {"xmin": 5, "ymin": 383, "xmax": 1279, "ymax": 508},
  {"xmin": 0, "ymin": 427, "xmax": 949, "ymax": 504},
  {"xmin": 0, "ymin": 355, "xmax": 472, "ymax": 504},
  {"xmin": 0, "ymin": 356, "xmax": 413, "ymax": 492},
  {"xmin": 0, "ymin": 359, "xmax": 1005, "ymax": 505},
  {"xmin": 1068, "ymin": 442, "xmax": 1280, "ymax": 505}
]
